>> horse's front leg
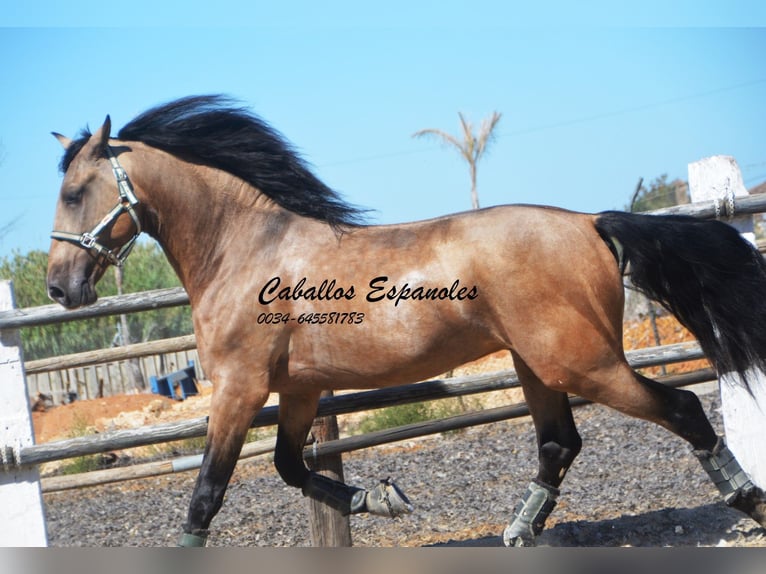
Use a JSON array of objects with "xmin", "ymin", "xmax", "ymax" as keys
[
  {"xmin": 275, "ymin": 391, "xmax": 414, "ymax": 522},
  {"xmin": 179, "ymin": 378, "xmax": 269, "ymax": 547}
]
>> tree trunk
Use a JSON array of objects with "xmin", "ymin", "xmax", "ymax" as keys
[
  {"xmin": 114, "ymin": 266, "xmax": 146, "ymax": 391},
  {"xmin": 469, "ymin": 162, "xmax": 479, "ymax": 209}
]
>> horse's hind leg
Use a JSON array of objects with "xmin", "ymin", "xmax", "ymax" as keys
[
  {"xmin": 503, "ymin": 352, "xmax": 582, "ymax": 547},
  {"xmin": 595, "ymin": 367, "xmax": 766, "ymax": 526},
  {"xmin": 623, "ymin": 370, "xmax": 766, "ymax": 526},
  {"xmin": 528, "ymin": 350, "xmax": 766, "ymax": 535},
  {"xmin": 275, "ymin": 392, "xmax": 413, "ymax": 521}
]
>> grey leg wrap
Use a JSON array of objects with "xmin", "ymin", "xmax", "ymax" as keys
[
  {"xmin": 178, "ymin": 531, "xmax": 208, "ymax": 547},
  {"xmin": 302, "ymin": 473, "xmax": 413, "ymax": 517},
  {"xmin": 503, "ymin": 481, "xmax": 559, "ymax": 547},
  {"xmin": 694, "ymin": 437, "xmax": 755, "ymax": 504},
  {"xmin": 302, "ymin": 472, "xmax": 367, "ymax": 515}
]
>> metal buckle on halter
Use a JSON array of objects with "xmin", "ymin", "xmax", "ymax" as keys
[
  {"xmin": 79, "ymin": 233, "xmax": 97, "ymax": 249},
  {"xmin": 112, "ymin": 165, "xmax": 128, "ymax": 183}
]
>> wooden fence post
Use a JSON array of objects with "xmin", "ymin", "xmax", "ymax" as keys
[
  {"xmin": 0, "ymin": 280, "xmax": 47, "ymax": 546},
  {"xmin": 688, "ymin": 155, "xmax": 755, "ymax": 243},
  {"xmin": 306, "ymin": 390, "xmax": 352, "ymax": 546},
  {"xmin": 688, "ymin": 155, "xmax": 766, "ymax": 490}
]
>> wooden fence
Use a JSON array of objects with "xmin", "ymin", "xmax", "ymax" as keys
[
  {"xmin": 14, "ymin": 340, "xmax": 710, "ymax": 468},
  {"xmin": 14, "ymin": 287, "xmax": 195, "ymax": 402},
  {"xmin": 25, "ymin": 347, "xmax": 202, "ymax": 403},
  {"xmin": 2, "ymin": 177, "xmax": 764, "ymax": 547}
]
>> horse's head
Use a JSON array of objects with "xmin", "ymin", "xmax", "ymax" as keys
[{"xmin": 47, "ymin": 116, "xmax": 143, "ymax": 308}]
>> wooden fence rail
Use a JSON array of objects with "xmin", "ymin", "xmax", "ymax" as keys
[
  {"xmin": 0, "ymin": 286, "xmax": 188, "ymax": 329},
  {"xmin": 41, "ymin": 367, "xmax": 716, "ymax": 494},
  {"xmin": 24, "ymin": 334, "xmax": 197, "ymax": 374},
  {"xmin": 12, "ymin": 340, "xmax": 706, "ymax": 468},
  {"xmin": 650, "ymin": 191, "xmax": 766, "ymax": 219}
]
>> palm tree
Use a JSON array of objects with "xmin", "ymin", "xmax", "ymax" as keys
[{"xmin": 413, "ymin": 111, "xmax": 502, "ymax": 210}]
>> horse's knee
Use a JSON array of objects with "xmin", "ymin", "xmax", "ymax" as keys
[{"xmin": 274, "ymin": 450, "xmax": 308, "ymax": 488}]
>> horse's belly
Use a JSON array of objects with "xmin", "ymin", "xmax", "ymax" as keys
[{"xmin": 281, "ymin": 322, "xmax": 502, "ymax": 391}]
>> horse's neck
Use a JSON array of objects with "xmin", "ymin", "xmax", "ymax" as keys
[{"xmin": 132, "ymin": 149, "xmax": 284, "ymax": 300}]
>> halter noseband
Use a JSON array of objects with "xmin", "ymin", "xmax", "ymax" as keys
[{"xmin": 51, "ymin": 147, "xmax": 142, "ymax": 267}]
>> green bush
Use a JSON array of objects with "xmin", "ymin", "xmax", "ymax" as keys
[
  {"xmin": 59, "ymin": 414, "xmax": 101, "ymax": 475},
  {"xmin": 355, "ymin": 397, "xmax": 477, "ymax": 435}
]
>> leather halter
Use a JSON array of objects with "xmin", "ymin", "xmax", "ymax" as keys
[{"xmin": 51, "ymin": 147, "xmax": 142, "ymax": 267}]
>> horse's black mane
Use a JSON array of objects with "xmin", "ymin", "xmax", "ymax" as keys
[{"xmin": 62, "ymin": 95, "xmax": 367, "ymax": 227}]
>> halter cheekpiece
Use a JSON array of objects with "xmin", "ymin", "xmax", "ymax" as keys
[{"xmin": 50, "ymin": 146, "xmax": 142, "ymax": 267}]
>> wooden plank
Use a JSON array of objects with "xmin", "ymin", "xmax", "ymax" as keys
[
  {"xmin": 17, "ymin": 344, "xmax": 709, "ymax": 468},
  {"xmin": 20, "ymin": 417, "xmax": 210, "ymax": 466},
  {"xmin": 41, "ymin": 437, "xmax": 277, "ymax": 493},
  {"xmin": 0, "ymin": 286, "xmax": 189, "ymax": 329},
  {"xmin": 25, "ymin": 334, "xmax": 197, "ymax": 374},
  {"xmin": 38, "ymin": 369, "xmax": 716, "ymax": 493},
  {"xmin": 648, "ymin": 190, "xmax": 766, "ymax": 219},
  {"xmin": 625, "ymin": 340, "xmax": 704, "ymax": 368},
  {"xmin": 306, "ymin": 369, "xmax": 717, "ymax": 460},
  {"xmin": 0, "ymin": 280, "xmax": 48, "ymax": 546}
]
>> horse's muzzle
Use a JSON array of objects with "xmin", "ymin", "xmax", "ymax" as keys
[{"xmin": 47, "ymin": 276, "xmax": 97, "ymax": 309}]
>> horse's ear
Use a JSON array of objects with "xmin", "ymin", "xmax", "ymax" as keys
[
  {"xmin": 89, "ymin": 115, "xmax": 112, "ymax": 157},
  {"xmin": 52, "ymin": 132, "xmax": 72, "ymax": 149}
]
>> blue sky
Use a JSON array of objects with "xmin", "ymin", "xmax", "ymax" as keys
[{"xmin": 1, "ymin": 2, "xmax": 765, "ymax": 258}]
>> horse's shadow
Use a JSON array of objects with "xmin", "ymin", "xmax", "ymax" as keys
[{"xmin": 431, "ymin": 503, "xmax": 761, "ymax": 547}]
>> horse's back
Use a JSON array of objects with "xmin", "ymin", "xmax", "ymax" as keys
[{"xmin": 278, "ymin": 204, "xmax": 624, "ymax": 389}]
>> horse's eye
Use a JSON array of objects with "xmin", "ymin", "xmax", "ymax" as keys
[{"xmin": 63, "ymin": 189, "xmax": 84, "ymax": 206}]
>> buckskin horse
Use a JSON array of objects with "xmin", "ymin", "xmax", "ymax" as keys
[{"xmin": 46, "ymin": 95, "xmax": 766, "ymax": 546}]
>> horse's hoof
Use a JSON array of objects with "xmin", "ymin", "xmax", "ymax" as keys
[
  {"xmin": 178, "ymin": 531, "xmax": 208, "ymax": 547},
  {"xmin": 502, "ymin": 525, "xmax": 536, "ymax": 547},
  {"xmin": 365, "ymin": 477, "xmax": 414, "ymax": 518},
  {"xmin": 728, "ymin": 486, "xmax": 766, "ymax": 527}
]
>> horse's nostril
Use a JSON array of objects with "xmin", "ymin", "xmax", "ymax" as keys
[{"xmin": 48, "ymin": 284, "xmax": 66, "ymax": 303}]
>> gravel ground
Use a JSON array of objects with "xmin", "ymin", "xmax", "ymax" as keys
[{"xmin": 43, "ymin": 390, "xmax": 766, "ymax": 547}]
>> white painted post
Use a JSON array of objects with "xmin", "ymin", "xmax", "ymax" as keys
[
  {"xmin": 688, "ymin": 155, "xmax": 766, "ymax": 490},
  {"xmin": 0, "ymin": 280, "xmax": 47, "ymax": 546},
  {"xmin": 688, "ymin": 155, "xmax": 755, "ymax": 244}
]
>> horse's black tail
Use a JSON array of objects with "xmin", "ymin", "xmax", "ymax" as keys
[{"xmin": 595, "ymin": 210, "xmax": 766, "ymax": 384}]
